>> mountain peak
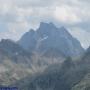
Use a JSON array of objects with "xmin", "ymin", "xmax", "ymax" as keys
[
  {"xmin": 60, "ymin": 26, "xmax": 68, "ymax": 32},
  {"xmin": 40, "ymin": 22, "xmax": 48, "ymax": 25},
  {"xmin": 37, "ymin": 22, "xmax": 57, "ymax": 37},
  {"xmin": 39, "ymin": 22, "xmax": 56, "ymax": 29},
  {"xmin": 19, "ymin": 22, "xmax": 84, "ymax": 57}
]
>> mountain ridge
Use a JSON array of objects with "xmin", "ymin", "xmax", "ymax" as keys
[{"xmin": 19, "ymin": 22, "xmax": 84, "ymax": 57}]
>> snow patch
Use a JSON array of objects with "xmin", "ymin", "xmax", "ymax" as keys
[{"xmin": 39, "ymin": 36, "xmax": 48, "ymax": 42}]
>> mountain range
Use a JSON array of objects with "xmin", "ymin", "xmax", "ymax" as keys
[
  {"xmin": 14, "ymin": 47, "xmax": 90, "ymax": 90},
  {"xmin": 0, "ymin": 22, "xmax": 89, "ymax": 90}
]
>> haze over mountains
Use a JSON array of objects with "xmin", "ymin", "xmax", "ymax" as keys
[
  {"xmin": 0, "ymin": 22, "xmax": 89, "ymax": 90},
  {"xmin": 19, "ymin": 22, "xmax": 84, "ymax": 57}
]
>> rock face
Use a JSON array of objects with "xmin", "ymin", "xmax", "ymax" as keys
[
  {"xmin": 19, "ymin": 22, "xmax": 84, "ymax": 57},
  {"xmin": 14, "ymin": 47, "xmax": 90, "ymax": 90},
  {"xmin": 0, "ymin": 39, "xmax": 32, "ymax": 64},
  {"xmin": 0, "ymin": 39, "xmax": 33, "ymax": 86}
]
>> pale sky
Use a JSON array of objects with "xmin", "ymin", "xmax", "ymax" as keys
[{"xmin": 0, "ymin": 0, "xmax": 90, "ymax": 49}]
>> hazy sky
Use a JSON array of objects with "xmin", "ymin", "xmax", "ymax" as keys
[{"xmin": 0, "ymin": 0, "xmax": 90, "ymax": 49}]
